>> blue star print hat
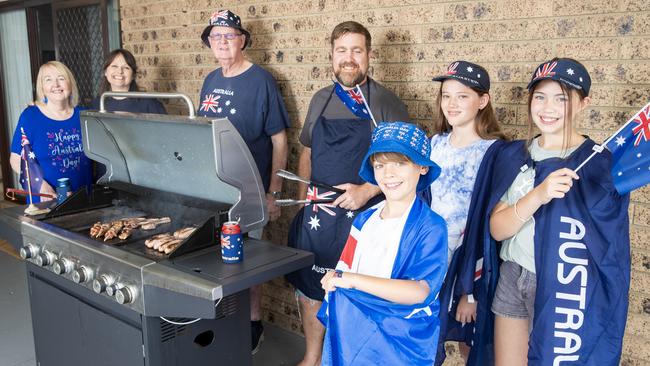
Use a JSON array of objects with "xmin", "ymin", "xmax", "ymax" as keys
[
  {"xmin": 527, "ymin": 58, "xmax": 591, "ymax": 96},
  {"xmin": 359, "ymin": 122, "xmax": 441, "ymax": 192},
  {"xmin": 432, "ymin": 60, "xmax": 490, "ymax": 92},
  {"xmin": 201, "ymin": 10, "xmax": 251, "ymax": 49}
]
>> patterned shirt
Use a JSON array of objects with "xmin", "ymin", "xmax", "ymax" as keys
[{"xmin": 429, "ymin": 133, "xmax": 495, "ymax": 263}]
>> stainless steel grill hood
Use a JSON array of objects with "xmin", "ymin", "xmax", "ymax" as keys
[{"xmin": 80, "ymin": 110, "xmax": 266, "ymax": 233}]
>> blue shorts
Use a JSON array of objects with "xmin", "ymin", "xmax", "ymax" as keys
[{"xmin": 491, "ymin": 261, "xmax": 536, "ymax": 326}]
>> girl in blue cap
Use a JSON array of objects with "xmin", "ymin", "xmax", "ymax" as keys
[
  {"xmin": 426, "ymin": 60, "xmax": 506, "ymax": 365},
  {"xmin": 461, "ymin": 58, "xmax": 630, "ymax": 366},
  {"xmin": 318, "ymin": 122, "xmax": 448, "ymax": 365}
]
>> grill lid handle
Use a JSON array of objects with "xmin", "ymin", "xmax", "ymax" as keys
[{"xmin": 100, "ymin": 91, "xmax": 196, "ymax": 119}]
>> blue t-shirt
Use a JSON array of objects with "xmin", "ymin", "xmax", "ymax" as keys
[
  {"xmin": 11, "ymin": 105, "xmax": 93, "ymax": 202},
  {"xmin": 197, "ymin": 64, "xmax": 290, "ymax": 191},
  {"xmin": 90, "ymin": 96, "xmax": 167, "ymax": 114}
]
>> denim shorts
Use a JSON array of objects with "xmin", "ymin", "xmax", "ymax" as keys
[{"xmin": 491, "ymin": 261, "xmax": 536, "ymax": 323}]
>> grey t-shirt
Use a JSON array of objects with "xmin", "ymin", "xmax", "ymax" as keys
[
  {"xmin": 499, "ymin": 138, "xmax": 579, "ymax": 273},
  {"xmin": 299, "ymin": 79, "xmax": 410, "ymax": 147}
]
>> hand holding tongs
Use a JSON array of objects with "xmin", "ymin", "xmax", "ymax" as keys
[
  {"xmin": 275, "ymin": 199, "xmax": 335, "ymax": 207},
  {"xmin": 275, "ymin": 169, "xmax": 346, "ymax": 194}
]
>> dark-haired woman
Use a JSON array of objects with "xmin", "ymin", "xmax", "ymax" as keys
[{"xmin": 91, "ymin": 49, "xmax": 166, "ymax": 114}]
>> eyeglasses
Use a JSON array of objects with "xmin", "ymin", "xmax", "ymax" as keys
[{"xmin": 208, "ymin": 33, "xmax": 242, "ymax": 41}]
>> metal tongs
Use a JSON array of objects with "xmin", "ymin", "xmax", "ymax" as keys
[
  {"xmin": 275, "ymin": 170, "xmax": 345, "ymax": 193},
  {"xmin": 274, "ymin": 170, "xmax": 345, "ymax": 206},
  {"xmin": 274, "ymin": 199, "xmax": 335, "ymax": 207}
]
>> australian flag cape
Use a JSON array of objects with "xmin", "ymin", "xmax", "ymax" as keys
[
  {"xmin": 446, "ymin": 138, "xmax": 630, "ymax": 366},
  {"xmin": 422, "ymin": 140, "xmax": 506, "ymax": 366},
  {"xmin": 317, "ymin": 198, "xmax": 448, "ymax": 366}
]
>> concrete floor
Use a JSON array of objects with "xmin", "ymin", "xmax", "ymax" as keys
[{"xmin": 0, "ymin": 249, "xmax": 305, "ymax": 366}]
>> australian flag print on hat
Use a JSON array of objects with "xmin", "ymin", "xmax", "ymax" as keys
[
  {"xmin": 432, "ymin": 60, "xmax": 490, "ymax": 92},
  {"xmin": 200, "ymin": 9, "xmax": 251, "ymax": 49},
  {"xmin": 527, "ymin": 58, "xmax": 591, "ymax": 96}
]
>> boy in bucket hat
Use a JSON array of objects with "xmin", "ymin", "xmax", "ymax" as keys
[{"xmin": 318, "ymin": 122, "xmax": 448, "ymax": 365}]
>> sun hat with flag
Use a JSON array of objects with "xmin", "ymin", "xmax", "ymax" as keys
[
  {"xmin": 526, "ymin": 58, "xmax": 591, "ymax": 96},
  {"xmin": 358, "ymin": 122, "xmax": 441, "ymax": 192},
  {"xmin": 200, "ymin": 10, "xmax": 251, "ymax": 50},
  {"xmin": 432, "ymin": 60, "xmax": 490, "ymax": 93}
]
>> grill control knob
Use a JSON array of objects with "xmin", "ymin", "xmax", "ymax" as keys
[
  {"xmin": 72, "ymin": 266, "xmax": 93, "ymax": 283},
  {"xmin": 19, "ymin": 244, "xmax": 40, "ymax": 259},
  {"xmin": 34, "ymin": 251, "xmax": 55, "ymax": 267},
  {"xmin": 106, "ymin": 284, "xmax": 117, "ymax": 297},
  {"xmin": 115, "ymin": 286, "xmax": 135, "ymax": 304},
  {"xmin": 53, "ymin": 258, "xmax": 73, "ymax": 275},
  {"xmin": 92, "ymin": 275, "xmax": 114, "ymax": 294}
]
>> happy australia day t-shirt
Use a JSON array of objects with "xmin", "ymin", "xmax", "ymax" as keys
[{"xmin": 11, "ymin": 106, "xmax": 93, "ymax": 198}]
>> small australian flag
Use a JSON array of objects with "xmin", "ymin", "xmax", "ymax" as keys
[
  {"xmin": 605, "ymin": 102, "xmax": 650, "ymax": 194},
  {"xmin": 333, "ymin": 82, "xmax": 371, "ymax": 120},
  {"xmin": 19, "ymin": 128, "xmax": 45, "ymax": 195}
]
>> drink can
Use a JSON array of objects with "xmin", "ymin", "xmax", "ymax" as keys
[
  {"xmin": 56, "ymin": 178, "xmax": 71, "ymax": 204},
  {"xmin": 220, "ymin": 221, "xmax": 243, "ymax": 263}
]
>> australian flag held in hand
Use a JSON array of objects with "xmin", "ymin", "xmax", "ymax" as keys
[
  {"xmin": 19, "ymin": 128, "xmax": 45, "ymax": 195},
  {"xmin": 605, "ymin": 101, "xmax": 650, "ymax": 194},
  {"xmin": 333, "ymin": 82, "xmax": 371, "ymax": 120}
]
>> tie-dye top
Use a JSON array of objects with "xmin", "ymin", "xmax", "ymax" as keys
[{"xmin": 429, "ymin": 133, "xmax": 495, "ymax": 264}]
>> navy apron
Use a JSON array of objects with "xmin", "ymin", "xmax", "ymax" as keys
[{"xmin": 287, "ymin": 82, "xmax": 381, "ymax": 300}]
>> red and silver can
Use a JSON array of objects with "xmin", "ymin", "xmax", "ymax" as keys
[{"xmin": 220, "ymin": 221, "xmax": 243, "ymax": 263}]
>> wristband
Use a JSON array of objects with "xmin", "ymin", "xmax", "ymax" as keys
[
  {"xmin": 334, "ymin": 270, "xmax": 343, "ymax": 278},
  {"xmin": 513, "ymin": 200, "xmax": 529, "ymax": 223}
]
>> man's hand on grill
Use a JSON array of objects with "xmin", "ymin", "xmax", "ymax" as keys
[
  {"xmin": 266, "ymin": 193, "xmax": 281, "ymax": 221},
  {"xmin": 40, "ymin": 182, "xmax": 57, "ymax": 202}
]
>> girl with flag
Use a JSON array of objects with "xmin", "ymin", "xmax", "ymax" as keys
[
  {"xmin": 318, "ymin": 122, "xmax": 448, "ymax": 366},
  {"xmin": 9, "ymin": 61, "xmax": 93, "ymax": 203},
  {"xmin": 421, "ymin": 60, "xmax": 506, "ymax": 365},
  {"xmin": 461, "ymin": 58, "xmax": 630, "ymax": 365}
]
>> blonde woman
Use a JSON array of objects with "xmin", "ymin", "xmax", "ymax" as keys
[{"xmin": 9, "ymin": 61, "xmax": 92, "ymax": 202}]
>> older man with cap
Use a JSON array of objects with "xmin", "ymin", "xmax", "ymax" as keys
[
  {"xmin": 198, "ymin": 9, "xmax": 290, "ymax": 354},
  {"xmin": 285, "ymin": 20, "xmax": 410, "ymax": 366}
]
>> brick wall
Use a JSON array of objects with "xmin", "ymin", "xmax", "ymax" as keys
[{"xmin": 119, "ymin": 1, "xmax": 650, "ymax": 364}]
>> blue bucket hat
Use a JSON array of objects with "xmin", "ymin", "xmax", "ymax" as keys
[
  {"xmin": 527, "ymin": 58, "xmax": 591, "ymax": 96},
  {"xmin": 432, "ymin": 60, "xmax": 490, "ymax": 92},
  {"xmin": 359, "ymin": 122, "xmax": 441, "ymax": 192}
]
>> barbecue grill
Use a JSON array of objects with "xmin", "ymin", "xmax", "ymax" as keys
[{"xmin": 0, "ymin": 93, "xmax": 313, "ymax": 366}]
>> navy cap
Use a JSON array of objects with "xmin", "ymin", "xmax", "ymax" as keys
[
  {"xmin": 201, "ymin": 10, "xmax": 251, "ymax": 50},
  {"xmin": 432, "ymin": 60, "xmax": 490, "ymax": 92},
  {"xmin": 359, "ymin": 122, "xmax": 441, "ymax": 192},
  {"xmin": 527, "ymin": 58, "xmax": 591, "ymax": 96}
]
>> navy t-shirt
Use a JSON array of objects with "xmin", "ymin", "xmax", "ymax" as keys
[
  {"xmin": 11, "ymin": 106, "xmax": 93, "ymax": 202},
  {"xmin": 91, "ymin": 96, "xmax": 167, "ymax": 114},
  {"xmin": 198, "ymin": 64, "xmax": 290, "ymax": 191}
]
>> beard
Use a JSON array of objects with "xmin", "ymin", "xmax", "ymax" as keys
[{"xmin": 334, "ymin": 62, "xmax": 367, "ymax": 88}]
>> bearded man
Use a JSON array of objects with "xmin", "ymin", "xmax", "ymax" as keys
[{"xmin": 285, "ymin": 21, "xmax": 409, "ymax": 366}]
